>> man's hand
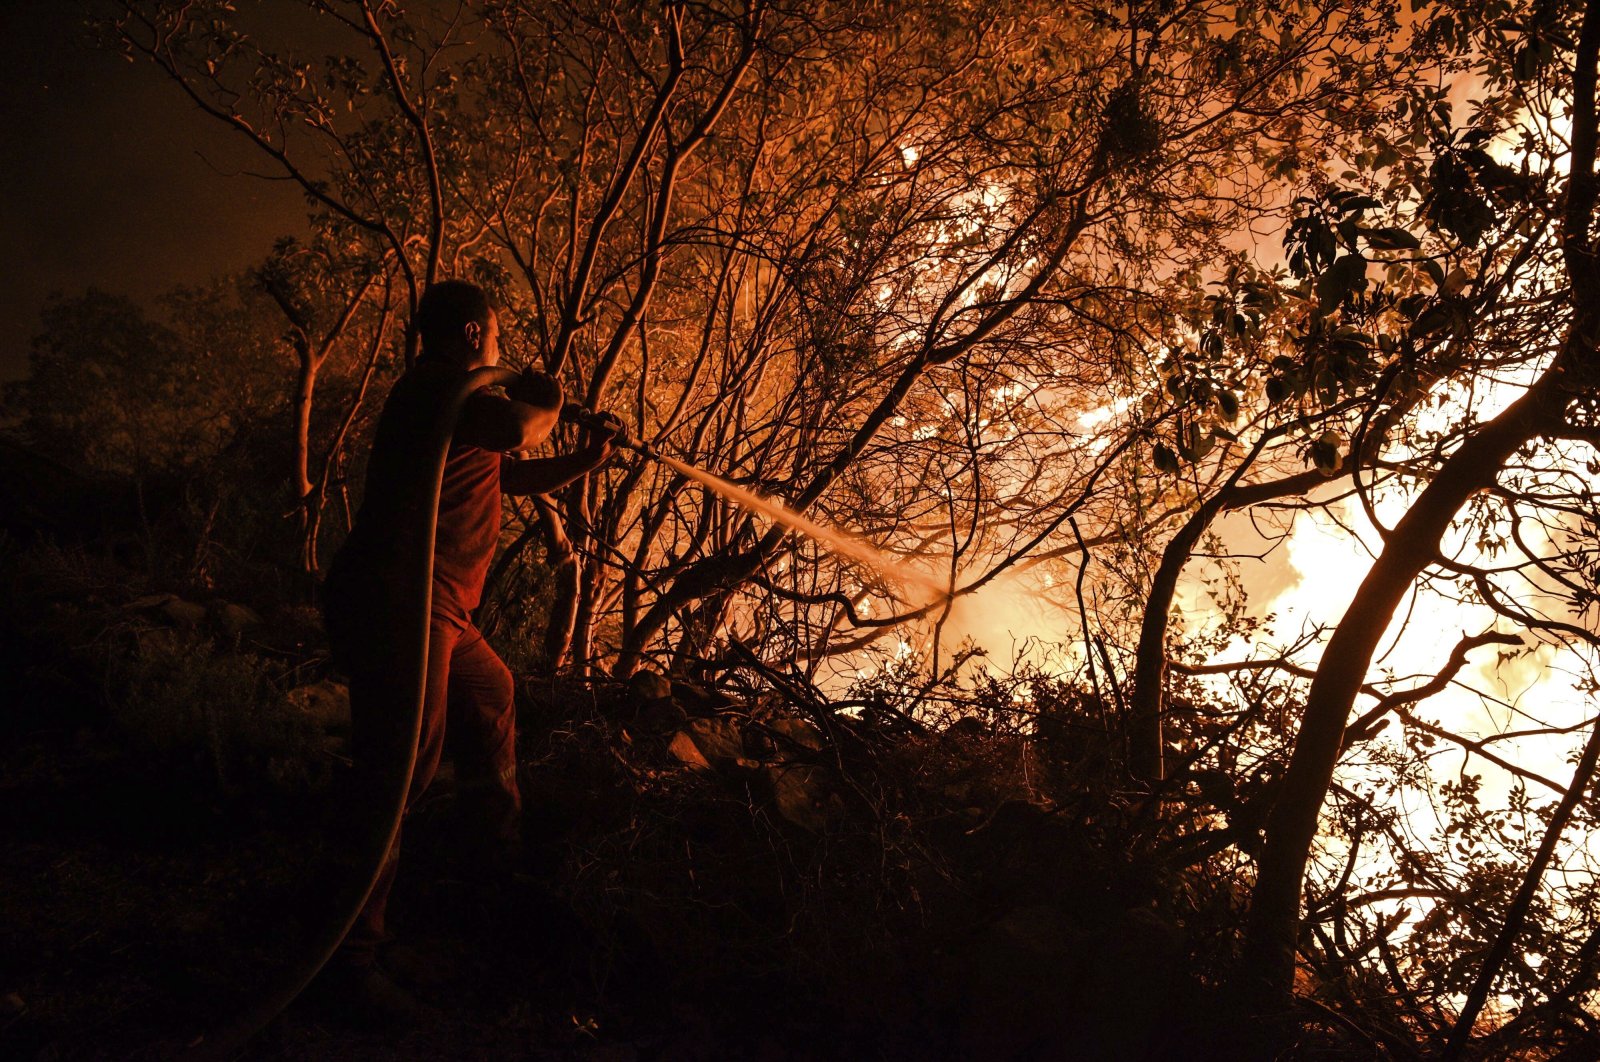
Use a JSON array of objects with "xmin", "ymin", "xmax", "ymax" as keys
[
  {"xmin": 507, "ymin": 368, "xmax": 563, "ymax": 411},
  {"xmin": 500, "ymin": 411, "xmax": 625, "ymax": 497},
  {"xmin": 579, "ymin": 411, "xmax": 623, "ymax": 471}
]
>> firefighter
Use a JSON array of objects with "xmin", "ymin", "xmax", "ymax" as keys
[{"xmin": 320, "ymin": 279, "xmax": 614, "ymax": 1019}]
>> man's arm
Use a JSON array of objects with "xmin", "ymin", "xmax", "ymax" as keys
[
  {"xmin": 501, "ymin": 439, "xmax": 616, "ymax": 496},
  {"xmin": 453, "ymin": 370, "xmax": 563, "ymax": 452},
  {"xmin": 454, "ymin": 393, "xmax": 559, "ymax": 452}
]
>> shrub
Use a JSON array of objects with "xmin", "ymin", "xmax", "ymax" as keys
[{"xmin": 107, "ymin": 629, "xmax": 333, "ymax": 798}]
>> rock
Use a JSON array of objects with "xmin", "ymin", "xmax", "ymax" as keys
[
  {"xmin": 624, "ymin": 670, "xmax": 681, "ymax": 729},
  {"xmin": 670, "ymin": 678, "xmax": 737, "ymax": 714},
  {"xmin": 674, "ymin": 716, "xmax": 746, "ymax": 769},
  {"xmin": 126, "ymin": 592, "xmax": 177, "ymax": 612},
  {"xmin": 286, "ymin": 679, "xmax": 351, "ymax": 730},
  {"xmin": 627, "ymin": 669, "xmax": 673, "ymax": 704},
  {"xmin": 742, "ymin": 726, "xmax": 775, "ymax": 758},
  {"xmin": 636, "ymin": 697, "xmax": 687, "ymax": 733},
  {"xmin": 161, "ymin": 598, "xmax": 209, "ymax": 629},
  {"xmin": 628, "ymin": 669, "xmax": 686, "ymax": 732},
  {"xmin": 667, "ymin": 730, "xmax": 713, "ymax": 770},
  {"xmin": 209, "ymin": 601, "xmax": 261, "ymax": 638},
  {"xmin": 128, "ymin": 592, "xmax": 208, "ymax": 628},
  {"xmin": 766, "ymin": 715, "xmax": 825, "ymax": 753},
  {"xmin": 766, "ymin": 762, "xmax": 842, "ymax": 832}
]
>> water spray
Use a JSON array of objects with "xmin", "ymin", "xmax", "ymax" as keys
[{"xmin": 559, "ymin": 404, "xmax": 949, "ymax": 604}]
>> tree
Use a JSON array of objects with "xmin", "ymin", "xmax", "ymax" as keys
[
  {"xmin": 1228, "ymin": 0, "xmax": 1600, "ymax": 1035},
  {"xmin": 105, "ymin": 1, "xmax": 1600, "ymax": 1052},
  {"xmin": 4, "ymin": 286, "xmax": 278, "ymax": 480},
  {"xmin": 256, "ymin": 238, "xmax": 400, "ymax": 572},
  {"xmin": 113, "ymin": 0, "xmax": 1414, "ymax": 671}
]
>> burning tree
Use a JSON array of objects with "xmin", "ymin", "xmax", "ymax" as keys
[
  {"xmin": 111, "ymin": 0, "xmax": 1399, "ymax": 662},
  {"xmin": 91, "ymin": 0, "xmax": 1600, "ymax": 1054}
]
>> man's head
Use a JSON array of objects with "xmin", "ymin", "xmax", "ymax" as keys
[{"xmin": 415, "ymin": 280, "xmax": 499, "ymax": 368}]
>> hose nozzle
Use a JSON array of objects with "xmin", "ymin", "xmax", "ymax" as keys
[{"xmin": 560, "ymin": 403, "xmax": 647, "ymax": 454}]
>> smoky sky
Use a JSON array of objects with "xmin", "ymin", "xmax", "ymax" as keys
[{"xmin": 0, "ymin": 0, "xmax": 308, "ymax": 383}]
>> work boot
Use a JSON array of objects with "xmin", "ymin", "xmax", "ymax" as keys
[
  {"xmin": 380, "ymin": 939, "xmax": 457, "ymax": 991},
  {"xmin": 313, "ymin": 961, "xmax": 431, "ymax": 1030}
]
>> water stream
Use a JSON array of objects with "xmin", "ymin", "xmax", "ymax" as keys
[{"xmin": 649, "ymin": 450, "xmax": 949, "ymax": 606}]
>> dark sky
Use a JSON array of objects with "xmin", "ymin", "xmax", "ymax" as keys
[{"xmin": 0, "ymin": 0, "xmax": 308, "ymax": 382}]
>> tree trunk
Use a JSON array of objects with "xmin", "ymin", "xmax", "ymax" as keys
[
  {"xmin": 543, "ymin": 479, "xmax": 594, "ymax": 672},
  {"xmin": 293, "ymin": 353, "xmax": 318, "ymax": 573},
  {"xmin": 1128, "ymin": 435, "xmax": 1282, "ymax": 781},
  {"xmin": 543, "ymin": 555, "xmax": 581, "ymax": 671},
  {"xmin": 570, "ymin": 556, "xmax": 598, "ymax": 680},
  {"xmin": 1243, "ymin": 0, "xmax": 1600, "ymax": 1009},
  {"xmin": 1240, "ymin": 369, "xmax": 1563, "ymax": 1007},
  {"xmin": 1129, "ymin": 497, "xmax": 1221, "ymax": 781}
]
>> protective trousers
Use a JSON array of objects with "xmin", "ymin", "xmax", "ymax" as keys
[{"xmin": 328, "ymin": 605, "xmax": 522, "ymax": 967}]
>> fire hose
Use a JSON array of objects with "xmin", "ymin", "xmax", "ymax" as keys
[
  {"xmin": 189, "ymin": 364, "xmax": 530, "ymax": 1060},
  {"xmin": 182, "ymin": 386, "xmax": 903, "ymax": 1055}
]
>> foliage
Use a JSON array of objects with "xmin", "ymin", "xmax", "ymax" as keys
[
  {"xmin": 3, "ymin": 286, "xmax": 282, "ymax": 478},
  {"xmin": 104, "ymin": 0, "xmax": 1416, "ymax": 674},
  {"xmin": 107, "ymin": 627, "xmax": 333, "ymax": 797},
  {"xmin": 0, "ymin": 537, "xmax": 336, "ymax": 799},
  {"xmin": 0, "ymin": 0, "xmax": 1586, "ymax": 1055}
]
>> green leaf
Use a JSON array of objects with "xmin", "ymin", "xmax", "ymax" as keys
[
  {"xmin": 1316, "ymin": 254, "xmax": 1368, "ymax": 311},
  {"xmin": 1414, "ymin": 303, "xmax": 1453, "ymax": 336},
  {"xmin": 1363, "ymin": 226, "xmax": 1422, "ymax": 251},
  {"xmin": 1310, "ymin": 438, "xmax": 1341, "ymax": 473}
]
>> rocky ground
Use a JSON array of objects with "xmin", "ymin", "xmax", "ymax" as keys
[{"xmin": 0, "ymin": 573, "xmax": 1214, "ymax": 1061}]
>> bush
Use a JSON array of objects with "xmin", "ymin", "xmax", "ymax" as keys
[{"xmin": 107, "ymin": 629, "xmax": 334, "ymax": 797}]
